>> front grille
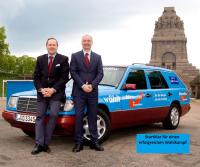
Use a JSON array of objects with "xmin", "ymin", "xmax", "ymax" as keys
[{"xmin": 17, "ymin": 97, "xmax": 37, "ymax": 113}]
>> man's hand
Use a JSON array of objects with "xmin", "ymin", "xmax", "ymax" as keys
[
  {"xmin": 46, "ymin": 88, "xmax": 56, "ymax": 97},
  {"xmin": 88, "ymin": 84, "xmax": 93, "ymax": 91},
  {"xmin": 41, "ymin": 88, "xmax": 56, "ymax": 97},
  {"xmin": 82, "ymin": 83, "xmax": 93, "ymax": 93},
  {"xmin": 41, "ymin": 88, "xmax": 48, "ymax": 97}
]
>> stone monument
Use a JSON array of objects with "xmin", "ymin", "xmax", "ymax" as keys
[{"xmin": 149, "ymin": 7, "xmax": 199, "ymax": 87}]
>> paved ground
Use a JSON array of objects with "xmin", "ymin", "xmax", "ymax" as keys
[{"xmin": 0, "ymin": 98, "xmax": 200, "ymax": 167}]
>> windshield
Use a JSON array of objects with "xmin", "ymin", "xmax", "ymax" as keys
[
  {"xmin": 100, "ymin": 66, "xmax": 126, "ymax": 87},
  {"xmin": 66, "ymin": 66, "xmax": 126, "ymax": 87}
]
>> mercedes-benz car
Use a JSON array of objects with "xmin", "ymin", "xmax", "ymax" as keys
[{"xmin": 2, "ymin": 64, "xmax": 191, "ymax": 143}]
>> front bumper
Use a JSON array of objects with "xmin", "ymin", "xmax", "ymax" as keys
[{"xmin": 2, "ymin": 110, "xmax": 75, "ymax": 135}]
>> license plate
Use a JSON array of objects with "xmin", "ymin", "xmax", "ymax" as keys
[{"xmin": 16, "ymin": 114, "xmax": 36, "ymax": 124}]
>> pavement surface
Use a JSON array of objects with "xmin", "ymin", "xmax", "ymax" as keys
[{"xmin": 0, "ymin": 98, "xmax": 200, "ymax": 167}]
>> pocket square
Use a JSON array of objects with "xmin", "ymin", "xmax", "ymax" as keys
[{"xmin": 56, "ymin": 64, "xmax": 60, "ymax": 67}]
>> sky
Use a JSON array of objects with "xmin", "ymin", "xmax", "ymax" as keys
[{"xmin": 0, "ymin": 0, "xmax": 200, "ymax": 68}]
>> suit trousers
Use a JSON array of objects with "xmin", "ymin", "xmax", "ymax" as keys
[
  {"xmin": 73, "ymin": 92, "xmax": 98, "ymax": 144},
  {"xmin": 35, "ymin": 98, "xmax": 61, "ymax": 146}
]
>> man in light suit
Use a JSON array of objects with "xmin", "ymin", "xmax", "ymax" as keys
[
  {"xmin": 70, "ymin": 35, "xmax": 104, "ymax": 152},
  {"xmin": 32, "ymin": 38, "xmax": 69, "ymax": 155}
]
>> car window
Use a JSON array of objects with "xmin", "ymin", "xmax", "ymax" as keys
[
  {"xmin": 146, "ymin": 71, "xmax": 169, "ymax": 89},
  {"xmin": 67, "ymin": 67, "xmax": 126, "ymax": 88},
  {"xmin": 125, "ymin": 70, "xmax": 147, "ymax": 90},
  {"xmin": 100, "ymin": 67, "xmax": 126, "ymax": 87}
]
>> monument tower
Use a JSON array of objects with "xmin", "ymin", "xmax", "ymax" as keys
[{"xmin": 149, "ymin": 7, "xmax": 199, "ymax": 87}]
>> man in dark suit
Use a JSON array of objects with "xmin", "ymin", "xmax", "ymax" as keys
[
  {"xmin": 70, "ymin": 34, "xmax": 104, "ymax": 152},
  {"xmin": 32, "ymin": 38, "xmax": 69, "ymax": 155}
]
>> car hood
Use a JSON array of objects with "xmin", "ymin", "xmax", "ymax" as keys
[
  {"xmin": 11, "ymin": 85, "xmax": 116, "ymax": 98},
  {"xmin": 60, "ymin": 85, "xmax": 117, "ymax": 98},
  {"xmin": 12, "ymin": 89, "xmax": 37, "ymax": 97}
]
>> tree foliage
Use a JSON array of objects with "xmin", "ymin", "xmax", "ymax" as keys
[{"xmin": 0, "ymin": 26, "xmax": 36, "ymax": 76}]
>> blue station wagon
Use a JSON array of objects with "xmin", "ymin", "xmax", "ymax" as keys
[{"xmin": 2, "ymin": 64, "xmax": 191, "ymax": 142}]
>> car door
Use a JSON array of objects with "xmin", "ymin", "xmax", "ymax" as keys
[
  {"xmin": 145, "ymin": 70, "xmax": 172, "ymax": 121},
  {"xmin": 120, "ymin": 69, "xmax": 155, "ymax": 125}
]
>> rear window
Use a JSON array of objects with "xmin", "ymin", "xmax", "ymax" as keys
[{"xmin": 146, "ymin": 71, "xmax": 169, "ymax": 89}]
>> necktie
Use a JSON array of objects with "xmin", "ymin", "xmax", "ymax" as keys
[
  {"xmin": 85, "ymin": 53, "xmax": 89, "ymax": 67},
  {"xmin": 48, "ymin": 56, "xmax": 53, "ymax": 75}
]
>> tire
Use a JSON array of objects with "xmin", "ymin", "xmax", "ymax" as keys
[
  {"xmin": 162, "ymin": 104, "xmax": 180, "ymax": 129},
  {"xmin": 83, "ymin": 108, "xmax": 111, "ymax": 143},
  {"xmin": 22, "ymin": 129, "xmax": 35, "ymax": 137}
]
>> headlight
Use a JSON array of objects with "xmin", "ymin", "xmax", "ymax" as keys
[
  {"xmin": 63, "ymin": 100, "xmax": 74, "ymax": 111},
  {"xmin": 8, "ymin": 96, "xmax": 18, "ymax": 108}
]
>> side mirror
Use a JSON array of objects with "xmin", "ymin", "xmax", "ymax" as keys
[{"xmin": 122, "ymin": 84, "xmax": 136, "ymax": 90}]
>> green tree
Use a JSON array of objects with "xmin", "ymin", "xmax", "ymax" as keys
[
  {"xmin": 15, "ymin": 55, "xmax": 36, "ymax": 76},
  {"xmin": 0, "ymin": 26, "xmax": 10, "ymax": 71},
  {"xmin": 0, "ymin": 26, "xmax": 10, "ymax": 56},
  {"xmin": 0, "ymin": 26, "xmax": 36, "ymax": 76},
  {"xmin": 7, "ymin": 55, "xmax": 17, "ymax": 73}
]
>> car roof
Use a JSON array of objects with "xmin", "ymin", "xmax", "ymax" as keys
[
  {"xmin": 103, "ymin": 65, "xmax": 128, "ymax": 68},
  {"xmin": 104, "ymin": 64, "xmax": 173, "ymax": 72},
  {"xmin": 130, "ymin": 64, "xmax": 173, "ymax": 72}
]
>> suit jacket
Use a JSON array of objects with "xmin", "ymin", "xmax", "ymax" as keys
[
  {"xmin": 33, "ymin": 53, "xmax": 69, "ymax": 102},
  {"xmin": 70, "ymin": 50, "xmax": 104, "ymax": 97}
]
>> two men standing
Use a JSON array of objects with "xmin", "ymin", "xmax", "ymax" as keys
[{"xmin": 32, "ymin": 35, "xmax": 104, "ymax": 154}]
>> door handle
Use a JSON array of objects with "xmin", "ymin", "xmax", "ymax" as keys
[
  {"xmin": 145, "ymin": 93, "xmax": 151, "ymax": 98},
  {"xmin": 168, "ymin": 92, "xmax": 172, "ymax": 96}
]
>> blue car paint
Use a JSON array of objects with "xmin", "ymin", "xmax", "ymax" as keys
[{"xmin": 6, "ymin": 64, "xmax": 190, "ymax": 116}]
